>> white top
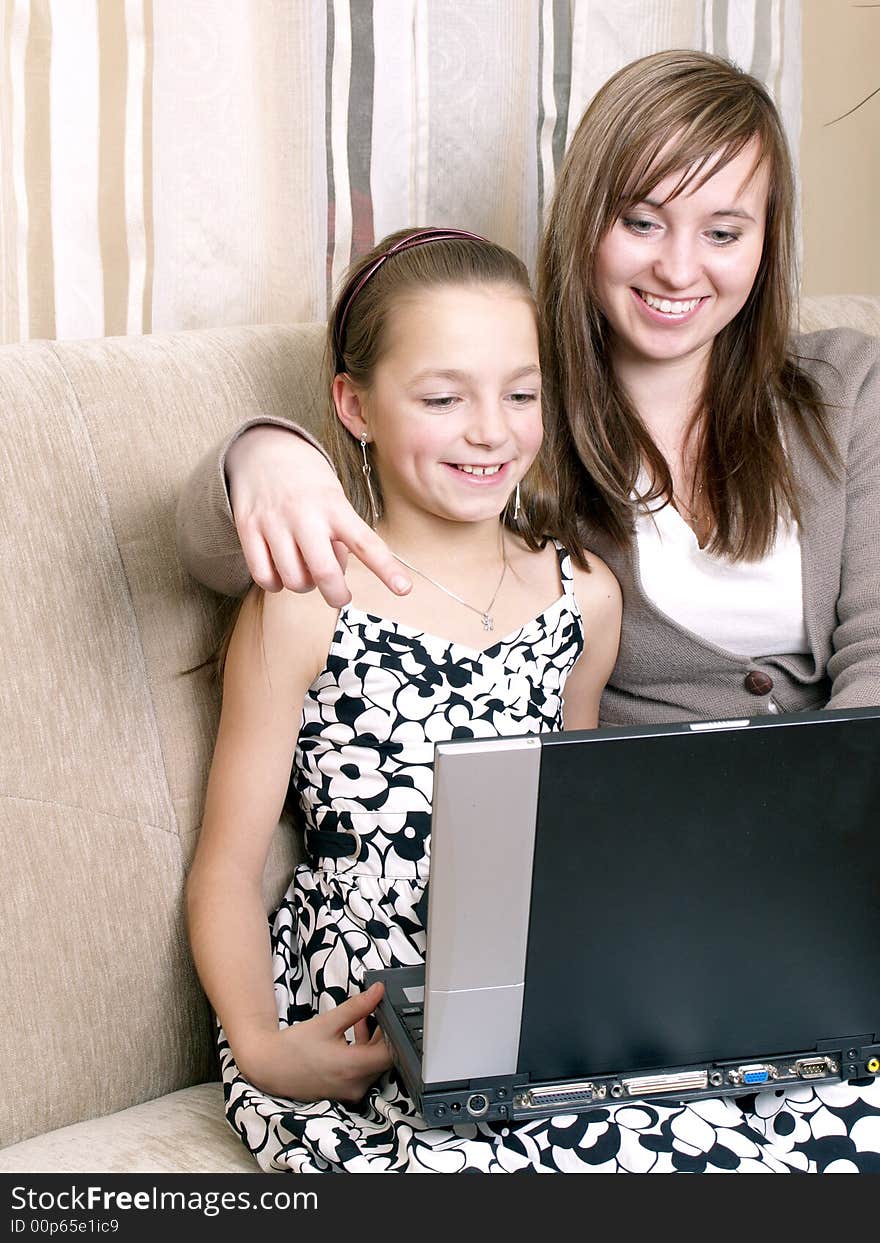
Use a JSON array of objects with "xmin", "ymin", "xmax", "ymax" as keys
[{"xmin": 634, "ymin": 480, "xmax": 809, "ymax": 658}]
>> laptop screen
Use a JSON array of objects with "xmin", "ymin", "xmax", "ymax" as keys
[{"xmin": 517, "ymin": 709, "xmax": 880, "ymax": 1080}]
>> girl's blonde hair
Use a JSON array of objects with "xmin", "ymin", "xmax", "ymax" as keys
[
  {"xmin": 324, "ymin": 227, "xmax": 583, "ymax": 559},
  {"xmin": 538, "ymin": 49, "xmax": 837, "ymax": 560}
]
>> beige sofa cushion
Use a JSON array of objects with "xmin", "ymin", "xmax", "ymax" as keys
[
  {"xmin": 0, "ymin": 1085, "xmax": 257, "ymax": 1174},
  {"xmin": 1, "ymin": 327, "xmax": 317, "ymax": 1148},
  {"xmin": 798, "ymin": 294, "xmax": 880, "ymax": 335}
]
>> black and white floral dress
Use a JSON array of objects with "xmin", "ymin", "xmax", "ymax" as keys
[{"xmin": 219, "ymin": 545, "xmax": 880, "ymax": 1173}]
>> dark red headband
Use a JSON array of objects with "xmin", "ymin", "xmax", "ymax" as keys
[{"xmin": 333, "ymin": 226, "xmax": 489, "ymax": 371}]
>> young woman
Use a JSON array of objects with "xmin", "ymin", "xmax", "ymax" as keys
[
  {"xmin": 535, "ymin": 50, "xmax": 879, "ymax": 725},
  {"xmin": 186, "ymin": 228, "xmax": 624, "ymax": 1172},
  {"xmin": 179, "ymin": 53, "xmax": 880, "ymax": 1170}
]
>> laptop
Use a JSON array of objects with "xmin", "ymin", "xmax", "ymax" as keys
[{"xmin": 364, "ymin": 706, "xmax": 880, "ymax": 1125}]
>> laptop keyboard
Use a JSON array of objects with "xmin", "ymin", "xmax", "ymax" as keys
[{"xmin": 400, "ymin": 1003, "xmax": 424, "ymax": 1054}]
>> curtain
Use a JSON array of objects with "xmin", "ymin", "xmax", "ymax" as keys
[{"xmin": 0, "ymin": 0, "xmax": 801, "ymax": 344}]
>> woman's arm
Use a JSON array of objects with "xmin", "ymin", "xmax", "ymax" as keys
[
  {"xmin": 175, "ymin": 420, "xmax": 409, "ymax": 606},
  {"xmin": 186, "ymin": 586, "xmax": 391, "ymax": 1102},
  {"xmin": 561, "ymin": 554, "xmax": 623, "ymax": 730},
  {"xmin": 826, "ymin": 337, "xmax": 880, "ymax": 709}
]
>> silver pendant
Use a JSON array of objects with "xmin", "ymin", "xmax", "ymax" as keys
[{"xmin": 482, "ymin": 614, "xmax": 494, "ymax": 632}]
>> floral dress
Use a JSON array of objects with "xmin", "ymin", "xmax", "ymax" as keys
[{"xmin": 218, "ymin": 546, "xmax": 880, "ymax": 1173}]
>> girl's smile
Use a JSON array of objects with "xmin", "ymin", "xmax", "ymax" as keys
[
  {"xmin": 442, "ymin": 460, "xmax": 512, "ymax": 483},
  {"xmin": 337, "ymin": 283, "xmax": 543, "ymax": 532}
]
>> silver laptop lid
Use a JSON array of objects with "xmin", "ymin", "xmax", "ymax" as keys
[{"xmin": 422, "ymin": 735, "xmax": 541, "ymax": 1082}]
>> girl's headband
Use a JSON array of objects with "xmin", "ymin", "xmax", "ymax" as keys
[{"xmin": 333, "ymin": 227, "xmax": 489, "ymax": 371}]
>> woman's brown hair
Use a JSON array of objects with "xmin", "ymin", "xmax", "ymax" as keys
[{"xmin": 538, "ymin": 48, "xmax": 838, "ymax": 560}]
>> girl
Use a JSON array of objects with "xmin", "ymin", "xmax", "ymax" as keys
[
  {"xmin": 186, "ymin": 228, "xmax": 624, "ymax": 1171},
  {"xmin": 180, "ymin": 54, "xmax": 880, "ymax": 1170}
]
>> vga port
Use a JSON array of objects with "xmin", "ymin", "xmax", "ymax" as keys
[
  {"xmin": 737, "ymin": 1063, "xmax": 776, "ymax": 1086},
  {"xmin": 795, "ymin": 1056, "xmax": 837, "ymax": 1080}
]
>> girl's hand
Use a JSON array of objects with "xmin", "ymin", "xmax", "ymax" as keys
[
  {"xmin": 234, "ymin": 982, "xmax": 394, "ymax": 1105},
  {"xmin": 226, "ymin": 426, "xmax": 410, "ymax": 607}
]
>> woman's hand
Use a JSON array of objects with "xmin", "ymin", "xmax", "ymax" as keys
[
  {"xmin": 226, "ymin": 426, "xmax": 410, "ymax": 607},
  {"xmin": 233, "ymin": 982, "xmax": 394, "ymax": 1105}
]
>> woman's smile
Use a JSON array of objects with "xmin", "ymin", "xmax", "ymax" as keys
[
  {"xmin": 594, "ymin": 138, "xmax": 768, "ymax": 381},
  {"xmin": 630, "ymin": 287, "xmax": 709, "ymax": 323}
]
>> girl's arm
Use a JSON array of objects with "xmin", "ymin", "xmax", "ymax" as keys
[
  {"xmin": 561, "ymin": 554, "xmax": 623, "ymax": 730},
  {"xmin": 175, "ymin": 421, "xmax": 407, "ymax": 606},
  {"xmin": 186, "ymin": 586, "xmax": 392, "ymax": 1103}
]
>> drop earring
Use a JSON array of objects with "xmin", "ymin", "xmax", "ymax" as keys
[
  {"xmin": 513, "ymin": 481, "xmax": 521, "ymax": 523},
  {"xmin": 360, "ymin": 432, "xmax": 379, "ymax": 524}
]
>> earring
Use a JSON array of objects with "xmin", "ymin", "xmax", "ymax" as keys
[
  {"xmin": 360, "ymin": 432, "xmax": 379, "ymax": 524},
  {"xmin": 513, "ymin": 481, "xmax": 521, "ymax": 523}
]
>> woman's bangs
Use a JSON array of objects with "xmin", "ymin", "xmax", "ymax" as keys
[{"xmin": 619, "ymin": 128, "xmax": 765, "ymax": 214}]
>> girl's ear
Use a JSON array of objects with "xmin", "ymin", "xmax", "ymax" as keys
[{"xmin": 332, "ymin": 374, "xmax": 369, "ymax": 441}]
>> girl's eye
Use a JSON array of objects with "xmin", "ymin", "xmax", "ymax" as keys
[
  {"xmin": 622, "ymin": 216, "xmax": 658, "ymax": 236},
  {"xmin": 705, "ymin": 228, "xmax": 740, "ymax": 246},
  {"xmin": 508, "ymin": 391, "xmax": 539, "ymax": 405},
  {"xmin": 422, "ymin": 395, "xmax": 459, "ymax": 410}
]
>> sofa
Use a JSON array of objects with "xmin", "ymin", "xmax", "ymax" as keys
[{"xmin": 1, "ymin": 295, "xmax": 878, "ymax": 1174}]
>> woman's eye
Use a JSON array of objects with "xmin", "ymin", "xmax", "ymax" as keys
[
  {"xmin": 706, "ymin": 228, "xmax": 740, "ymax": 246},
  {"xmin": 622, "ymin": 216, "xmax": 657, "ymax": 235},
  {"xmin": 508, "ymin": 391, "xmax": 539, "ymax": 405}
]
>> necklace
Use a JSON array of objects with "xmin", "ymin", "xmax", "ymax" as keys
[
  {"xmin": 672, "ymin": 480, "xmax": 705, "ymax": 531},
  {"xmin": 390, "ymin": 538, "xmax": 508, "ymax": 632}
]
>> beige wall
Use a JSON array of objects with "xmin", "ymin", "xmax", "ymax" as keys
[{"xmin": 801, "ymin": 0, "xmax": 880, "ymax": 294}]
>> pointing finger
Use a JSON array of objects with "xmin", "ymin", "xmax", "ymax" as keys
[{"xmin": 337, "ymin": 516, "xmax": 411, "ymax": 596}]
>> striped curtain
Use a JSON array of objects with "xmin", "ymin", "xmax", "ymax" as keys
[{"xmin": 0, "ymin": 0, "xmax": 802, "ymax": 345}]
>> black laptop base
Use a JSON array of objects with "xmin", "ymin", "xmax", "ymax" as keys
[{"xmin": 366, "ymin": 966, "xmax": 880, "ymax": 1127}]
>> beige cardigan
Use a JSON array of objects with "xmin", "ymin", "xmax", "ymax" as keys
[{"xmin": 176, "ymin": 327, "xmax": 880, "ymax": 726}]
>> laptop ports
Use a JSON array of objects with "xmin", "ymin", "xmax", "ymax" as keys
[
  {"xmin": 794, "ymin": 1056, "xmax": 838, "ymax": 1080},
  {"xmin": 620, "ymin": 1070, "xmax": 708, "ymax": 1096},
  {"xmin": 727, "ymin": 1063, "xmax": 778, "ymax": 1087},
  {"xmin": 466, "ymin": 1093, "xmax": 489, "ymax": 1118},
  {"xmin": 514, "ymin": 1081, "xmax": 605, "ymax": 1110}
]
